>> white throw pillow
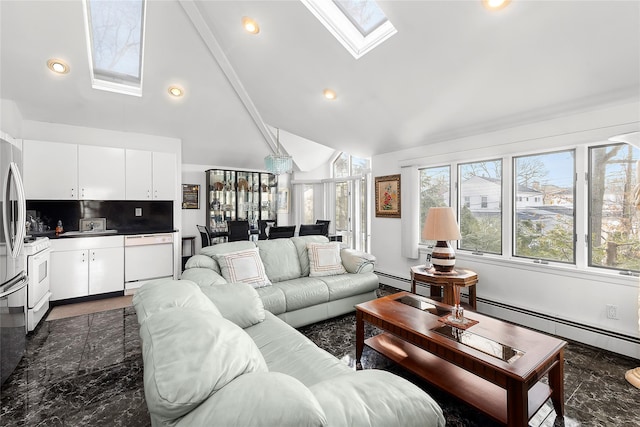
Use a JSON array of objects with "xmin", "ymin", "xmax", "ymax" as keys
[
  {"xmin": 215, "ymin": 248, "xmax": 272, "ymax": 288},
  {"xmin": 307, "ymin": 242, "xmax": 347, "ymax": 277}
]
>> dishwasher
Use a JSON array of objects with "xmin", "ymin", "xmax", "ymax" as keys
[{"xmin": 124, "ymin": 234, "xmax": 174, "ymax": 291}]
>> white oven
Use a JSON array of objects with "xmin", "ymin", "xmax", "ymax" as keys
[{"xmin": 23, "ymin": 237, "xmax": 51, "ymax": 331}]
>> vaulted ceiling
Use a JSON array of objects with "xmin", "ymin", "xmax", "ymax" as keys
[{"xmin": 1, "ymin": 1, "xmax": 638, "ymax": 171}]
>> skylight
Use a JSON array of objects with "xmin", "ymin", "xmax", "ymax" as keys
[
  {"xmin": 83, "ymin": 0, "xmax": 146, "ymax": 96},
  {"xmin": 301, "ymin": 0, "xmax": 396, "ymax": 59},
  {"xmin": 334, "ymin": 0, "xmax": 387, "ymax": 36}
]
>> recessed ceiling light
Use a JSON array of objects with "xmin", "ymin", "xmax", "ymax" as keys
[
  {"xmin": 323, "ymin": 89, "xmax": 337, "ymax": 100},
  {"xmin": 482, "ymin": 0, "xmax": 510, "ymax": 10},
  {"xmin": 168, "ymin": 86, "xmax": 184, "ymax": 97},
  {"xmin": 47, "ymin": 58, "xmax": 70, "ymax": 74},
  {"xmin": 242, "ymin": 17, "xmax": 260, "ymax": 34}
]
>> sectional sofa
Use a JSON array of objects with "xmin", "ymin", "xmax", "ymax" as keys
[
  {"xmin": 181, "ymin": 235, "xmax": 379, "ymax": 327},
  {"xmin": 133, "ymin": 278, "xmax": 445, "ymax": 427}
]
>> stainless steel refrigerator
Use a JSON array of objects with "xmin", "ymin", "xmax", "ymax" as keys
[{"xmin": 0, "ymin": 135, "xmax": 27, "ymax": 385}]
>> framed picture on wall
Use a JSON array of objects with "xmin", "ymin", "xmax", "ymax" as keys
[
  {"xmin": 182, "ymin": 184, "xmax": 200, "ymax": 209},
  {"xmin": 375, "ymin": 174, "xmax": 401, "ymax": 218},
  {"xmin": 277, "ymin": 188, "xmax": 290, "ymax": 214}
]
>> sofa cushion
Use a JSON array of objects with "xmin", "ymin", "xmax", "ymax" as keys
[
  {"xmin": 140, "ymin": 307, "xmax": 268, "ymax": 420},
  {"xmin": 310, "ymin": 370, "xmax": 445, "ymax": 427},
  {"xmin": 291, "ymin": 236, "xmax": 330, "ymax": 277},
  {"xmin": 215, "ymin": 247, "xmax": 272, "ymax": 288},
  {"xmin": 274, "ymin": 277, "xmax": 330, "ymax": 312},
  {"xmin": 132, "ymin": 278, "xmax": 221, "ymax": 324},
  {"xmin": 255, "ymin": 285, "xmax": 287, "ymax": 315},
  {"xmin": 175, "ymin": 372, "xmax": 327, "ymax": 427},
  {"xmin": 200, "ymin": 241, "xmax": 257, "ymax": 274},
  {"xmin": 317, "ymin": 272, "xmax": 379, "ymax": 301},
  {"xmin": 199, "ymin": 282, "xmax": 265, "ymax": 328},
  {"xmin": 256, "ymin": 239, "xmax": 302, "ymax": 282},
  {"xmin": 244, "ymin": 312, "xmax": 352, "ymax": 386},
  {"xmin": 307, "ymin": 242, "xmax": 347, "ymax": 277}
]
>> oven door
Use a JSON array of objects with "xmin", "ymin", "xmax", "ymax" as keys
[{"xmin": 27, "ymin": 248, "xmax": 50, "ymax": 309}]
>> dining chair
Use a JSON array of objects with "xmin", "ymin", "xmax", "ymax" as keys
[
  {"xmin": 227, "ymin": 220, "xmax": 250, "ymax": 242},
  {"xmin": 268, "ymin": 225, "xmax": 296, "ymax": 239},
  {"xmin": 196, "ymin": 225, "xmax": 211, "ymax": 248}
]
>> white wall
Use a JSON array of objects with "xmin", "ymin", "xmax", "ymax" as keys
[
  {"xmin": 0, "ymin": 99, "xmax": 23, "ymax": 138},
  {"xmin": 371, "ymin": 101, "xmax": 640, "ymax": 358}
]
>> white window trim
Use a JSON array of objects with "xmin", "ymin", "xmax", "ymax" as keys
[{"xmin": 301, "ymin": 0, "xmax": 397, "ymax": 59}]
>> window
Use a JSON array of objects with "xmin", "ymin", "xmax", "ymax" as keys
[
  {"xmin": 300, "ymin": 0, "xmax": 396, "ymax": 59},
  {"xmin": 302, "ymin": 184, "xmax": 315, "ymax": 224},
  {"xmin": 458, "ymin": 160, "xmax": 502, "ymax": 254},
  {"xmin": 332, "ymin": 153, "xmax": 371, "ymax": 251},
  {"xmin": 589, "ymin": 143, "xmax": 640, "ymax": 272},
  {"xmin": 513, "ymin": 150, "xmax": 575, "ymax": 263},
  {"xmin": 419, "ymin": 166, "xmax": 450, "ymax": 244},
  {"xmin": 84, "ymin": 0, "xmax": 146, "ymax": 96}
]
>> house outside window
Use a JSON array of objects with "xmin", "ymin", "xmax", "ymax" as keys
[
  {"xmin": 419, "ymin": 166, "xmax": 450, "ymax": 244},
  {"xmin": 458, "ymin": 160, "xmax": 502, "ymax": 254},
  {"xmin": 513, "ymin": 150, "xmax": 575, "ymax": 263},
  {"xmin": 589, "ymin": 143, "xmax": 640, "ymax": 272}
]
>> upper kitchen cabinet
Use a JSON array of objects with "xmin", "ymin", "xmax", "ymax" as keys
[
  {"xmin": 78, "ymin": 145, "xmax": 125, "ymax": 200},
  {"xmin": 125, "ymin": 149, "xmax": 176, "ymax": 200},
  {"xmin": 23, "ymin": 140, "xmax": 78, "ymax": 199}
]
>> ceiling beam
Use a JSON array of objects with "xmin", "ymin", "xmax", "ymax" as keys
[{"xmin": 178, "ymin": 0, "xmax": 292, "ymax": 160}]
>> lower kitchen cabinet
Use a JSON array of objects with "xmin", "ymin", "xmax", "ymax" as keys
[{"xmin": 50, "ymin": 236, "xmax": 124, "ymax": 301}]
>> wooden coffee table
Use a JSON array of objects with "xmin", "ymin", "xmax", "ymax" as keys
[{"xmin": 356, "ymin": 292, "xmax": 566, "ymax": 426}]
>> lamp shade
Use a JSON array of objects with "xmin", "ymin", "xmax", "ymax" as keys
[{"xmin": 422, "ymin": 207, "xmax": 461, "ymax": 241}]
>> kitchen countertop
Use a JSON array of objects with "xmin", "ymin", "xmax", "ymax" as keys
[{"xmin": 28, "ymin": 229, "xmax": 178, "ymax": 239}]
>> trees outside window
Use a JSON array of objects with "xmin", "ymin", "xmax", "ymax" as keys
[
  {"xmin": 513, "ymin": 150, "xmax": 575, "ymax": 263},
  {"xmin": 419, "ymin": 166, "xmax": 450, "ymax": 244},
  {"xmin": 458, "ymin": 160, "xmax": 502, "ymax": 254},
  {"xmin": 589, "ymin": 143, "xmax": 640, "ymax": 272}
]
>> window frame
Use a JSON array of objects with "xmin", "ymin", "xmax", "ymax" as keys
[{"xmin": 415, "ymin": 141, "xmax": 639, "ymax": 277}]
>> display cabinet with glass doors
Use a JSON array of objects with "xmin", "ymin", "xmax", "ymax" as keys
[{"xmin": 205, "ymin": 169, "xmax": 277, "ymax": 242}]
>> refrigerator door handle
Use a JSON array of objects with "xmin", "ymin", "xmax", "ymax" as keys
[
  {"xmin": 2, "ymin": 162, "xmax": 26, "ymax": 258},
  {"xmin": 0, "ymin": 271, "xmax": 27, "ymax": 298}
]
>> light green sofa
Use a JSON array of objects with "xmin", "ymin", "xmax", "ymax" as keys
[
  {"xmin": 181, "ymin": 236, "xmax": 379, "ymax": 327},
  {"xmin": 133, "ymin": 278, "xmax": 445, "ymax": 427}
]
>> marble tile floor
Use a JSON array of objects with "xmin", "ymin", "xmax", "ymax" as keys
[{"xmin": 1, "ymin": 300, "xmax": 639, "ymax": 426}]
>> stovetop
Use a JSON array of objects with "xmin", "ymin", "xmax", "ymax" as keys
[{"xmin": 23, "ymin": 236, "xmax": 51, "ymax": 254}]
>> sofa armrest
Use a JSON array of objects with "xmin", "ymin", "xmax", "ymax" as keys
[
  {"xmin": 175, "ymin": 372, "xmax": 327, "ymax": 427},
  {"xmin": 340, "ymin": 249, "xmax": 376, "ymax": 274},
  {"xmin": 310, "ymin": 370, "xmax": 444, "ymax": 427},
  {"xmin": 180, "ymin": 267, "xmax": 227, "ymax": 287},
  {"xmin": 185, "ymin": 254, "xmax": 216, "ymax": 270}
]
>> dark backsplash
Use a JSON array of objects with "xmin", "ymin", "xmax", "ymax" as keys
[{"xmin": 26, "ymin": 200, "xmax": 174, "ymax": 233}]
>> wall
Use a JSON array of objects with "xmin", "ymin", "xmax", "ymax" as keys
[
  {"xmin": 371, "ymin": 101, "xmax": 640, "ymax": 358},
  {"xmin": 0, "ymin": 99, "xmax": 23, "ymax": 139}
]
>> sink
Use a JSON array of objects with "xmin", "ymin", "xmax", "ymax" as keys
[{"xmin": 62, "ymin": 230, "xmax": 118, "ymax": 236}]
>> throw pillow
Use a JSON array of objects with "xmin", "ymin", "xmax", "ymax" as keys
[
  {"xmin": 215, "ymin": 247, "xmax": 272, "ymax": 288},
  {"xmin": 307, "ymin": 242, "xmax": 347, "ymax": 277}
]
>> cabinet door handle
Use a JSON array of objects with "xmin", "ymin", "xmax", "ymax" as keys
[
  {"xmin": 81, "ymin": 188, "xmax": 85, "ymax": 198},
  {"xmin": 71, "ymin": 188, "xmax": 75, "ymax": 197},
  {"xmin": 81, "ymin": 252, "xmax": 85, "ymax": 263},
  {"xmin": 91, "ymin": 251, "xmax": 95, "ymax": 261}
]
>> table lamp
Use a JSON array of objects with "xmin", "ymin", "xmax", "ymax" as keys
[{"xmin": 422, "ymin": 207, "xmax": 461, "ymax": 273}]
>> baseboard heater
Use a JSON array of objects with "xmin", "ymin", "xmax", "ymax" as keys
[{"xmin": 375, "ymin": 270, "xmax": 640, "ymax": 346}]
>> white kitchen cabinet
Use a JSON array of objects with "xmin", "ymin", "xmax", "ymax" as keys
[
  {"xmin": 88, "ymin": 247, "xmax": 125, "ymax": 295},
  {"xmin": 125, "ymin": 149, "xmax": 176, "ymax": 200},
  {"xmin": 50, "ymin": 236, "xmax": 124, "ymax": 301},
  {"xmin": 50, "ymin": 249, "xmax": 89, "ymax": 300},
  {"xmin": 23, "ymin": 140, "xmax": 78, "ymax": 199},
  {"xmin": 78, "ymin": 145, "xmax": 126, "ymax": 200},
  {"xmin": 152, "ymin": 151, "xmax": 176, "ymax": 200},
  {"xmin": 125, "ymin": 149, "xmax": 153, "ymax": 200}
]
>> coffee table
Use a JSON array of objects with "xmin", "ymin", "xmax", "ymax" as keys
[{"xmin": 355, "ymin": 292, "xmax": 566, "ymax": 426}]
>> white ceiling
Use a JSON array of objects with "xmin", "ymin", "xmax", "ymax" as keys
[{"xmin": 1, "ymin": 1, "xmax": 639, "ymax": 171}]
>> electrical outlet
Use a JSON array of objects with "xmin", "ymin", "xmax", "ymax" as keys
[{"xmin": 606, "ymin": 304, "xmax": 618, "ymax": 320}]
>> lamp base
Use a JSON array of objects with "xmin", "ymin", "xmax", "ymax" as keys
[{"xmin": 431, "ymin": 240, "xmax": 455, "ymax": 273}]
